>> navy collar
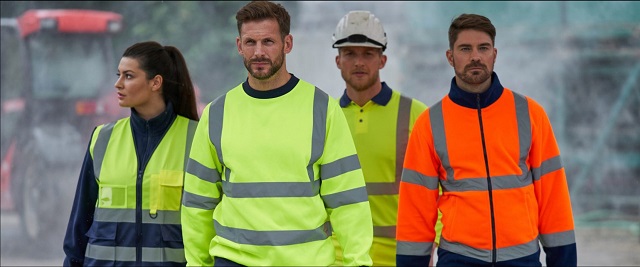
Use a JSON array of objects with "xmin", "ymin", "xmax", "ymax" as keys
[
  {"xmin": 448, "ymin": 72, "xmax": 504, "ymax": 109},
  {"xmin": 339, "ymin": 82, "xmax": 393, "ymax": 107},
  {"xmin": 130, "ymin": 101, "xmax": 176, "ymax": 136},
  {"xmin": 242, "ymin": 74, "xmax": 300, "ymax": 99}
]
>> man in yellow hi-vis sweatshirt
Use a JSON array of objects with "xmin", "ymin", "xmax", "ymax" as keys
[{"xmin": 181, "ymin": 1, "xmax": 373, "ymax": 266}]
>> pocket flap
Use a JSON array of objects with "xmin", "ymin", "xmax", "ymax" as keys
[
  {"xmin": 159, "ymin": 170, "xmax": 184, "ymax": 187},
  {"xmin": 85, "ymin": 222, "xmax": 117, "ymax": 240},
  {"xmin": 161, "ymin": 224, "xmax": 183, "ymax": 242}
]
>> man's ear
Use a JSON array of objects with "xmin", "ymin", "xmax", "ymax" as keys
[
  {"xmin": 379, "ymin": 53, "xmax": 387, "ymax": 70},
  {"xmin": 446, "ymin": 49, "xmax": 454, "ymax": 67}
]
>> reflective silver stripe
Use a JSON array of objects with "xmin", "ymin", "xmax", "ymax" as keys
[
  {"xmin": 85, "ymin": 244, "xmax": 185, "ymax": 263},
  {"xmin": 397, "ymin": 240, "xmax": 433, "ymax": 256},
  {"xmin": 142, "ymin": 247, "xmax": 186, "ymax": 263},
  {"xmin": 440, "ymin": 172, "xmax": 533, "ymax": 192},
  {"xmin": 401, "ymin": 168, "xmax": 439, "ymax": 190},
  {"xmin": 208, "ymin": 95, "xmax": 226, "ymax": 166},
  {"xmin": 94, "ymin": 208, "xmax": 181, "ymax": 224},
  {"xmin": 214, "ymin": 219, "xmax": 332, "ymax": 246},
  {"xmin": 94, "ymin": 208, "xmax": 134, "ymax": 223},
  {"xmin": 184, "ymin": 120, "xmax": 198, "ymax": 170},
  {"xmin": 540, "ymin": 230, "xmax": 576, "ymax": 247},
  {"xmin": 320, "ymin": 154, "xmax": 360, "ymax": 180},
  {"xmin": 439, "ymin": 237, "xmax": 539, "ymax": 262},
  {"xmin": 395, "ymin": 95, "xmax": 412, "ymax": 187},
  {"xmin": 366, "ymin": 95, "xmax": 413, "ymax": 196},
  {"xmin": 428, "ymin": 102, "xmax": 454, "ymax": 182},
  {"xmin": 323, "ymin": 186, "xmax": 368, "ymax": 209},
  {"xmin": 93, "ymin": 122, "xmax": 115, "ymax": 181},
  {"xmin": 513, "ymin": 92, "xmax": 532, "ymax": 182},
  {"xmin": 373, "ymin": 225, "xmax": 396, "ymax": 238},
  {"xmin": 85, "ymin": 243, "xmax": 136, "ymax": 262},
  {"xmin": 308, "ymin": 87, "xmax": 328, "ymax": 182},
  {"xmin": 222, "ymin": 180, "xmax": 320, "ymax": 198},
  {"xmin": 182, "ymin": 190, "xmax": 220, "ymax": 210},
  {"xmin": 366, "ymin": 182, "xmax": 398, "ymax": 195},
  {"xmin": 532, "ymin": 155, "xmax": 563, "ymax": 182},
  {"xmin": 186, "ymin": 158, "xmax": 221, "ymax": 183}
]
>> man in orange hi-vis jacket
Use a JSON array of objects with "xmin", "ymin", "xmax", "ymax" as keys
[{"xmin": 396, "ymin": 13, "xmax": 577, "ymax": 267}]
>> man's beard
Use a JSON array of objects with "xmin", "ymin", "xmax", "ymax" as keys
[
  {"xmin": 244, "ymin": 52, "xmax": 284, "ymax": 80},
  {"xmin": 343, "ymin": 70, "xmax": 379, "ymax": 92},
  {"xmin": 455, "ymin": 61, "xmax": 491, "ymax": 85}
]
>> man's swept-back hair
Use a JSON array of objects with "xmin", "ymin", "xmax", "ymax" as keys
[
  {"xmin": 236, "ymin": 1, "xmax": 290, "ymax": 38},
  {"xmin": 448, "ymin": 13, "xmax": 496, "ymax": 49},
  {"xmin": 122, "ymin": 41, "xmax": 199, "ymax": 121}
]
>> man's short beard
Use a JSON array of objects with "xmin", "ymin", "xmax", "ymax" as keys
[{"xmin": 244, "ymin": 52, "xmax": 284, "ymax": 80}]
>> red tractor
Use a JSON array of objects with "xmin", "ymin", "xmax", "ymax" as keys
[{"xmin": 1, "ymin": 9, "xmax": 124, "ymax": 242}]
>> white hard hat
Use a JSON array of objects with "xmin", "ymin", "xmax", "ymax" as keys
[{"xmin": 332, "ymin": 10, "xmax": 387, "ymax": 51}]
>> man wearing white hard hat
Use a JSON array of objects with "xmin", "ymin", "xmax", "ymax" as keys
[{"xmin": 331, "ymin": 10, "xmax": 438, "ymax": 266}]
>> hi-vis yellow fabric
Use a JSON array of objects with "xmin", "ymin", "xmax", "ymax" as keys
[{"xmin": 181, "ymin": 78, "xmax": 373, "ymax": 266}]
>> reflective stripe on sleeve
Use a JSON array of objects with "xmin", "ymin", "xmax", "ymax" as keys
[
  {"xmin": 182, "ymin": 190, "xmax": 220, "ymax": 210},
  {"xmin": 401, "ymin": 168, "xmax": 439, "ymax": 190},
  {"xmin": 320, "ymin": 154, "xmax": 360, "ymax": 180},
  {"xmin": 397, "ymin": 240, "xmax": 433, "ymax": 256},
  {"xmin": 186, "ymin": 158, "xmax": 221, "ymax": 183},
  {"xmin": 540, "ymin": 230, "xmax": 576, "ymax": 247},
  {"xmin": 322, "ymin": 186, "xmax": 368, "ymax": 209},
  {"xmin": 532, "ymin": 155, "xmax": 563, "ymax": 182}
]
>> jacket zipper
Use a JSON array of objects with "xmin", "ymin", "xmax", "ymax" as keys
[{"xmin": 477, "ymin": 93, "xmax": 497, "ymax": 265}]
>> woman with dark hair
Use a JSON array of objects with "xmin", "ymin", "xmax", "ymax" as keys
[{"xmin": 63, "ymin": 41, "xmax": 199, "ymax": 266}]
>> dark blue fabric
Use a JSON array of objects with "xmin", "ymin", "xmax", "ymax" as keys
[
  {"xmin": 543, "ymin": 243, "xmax": 577, "ymax": 267},
  {"xmin": 339, "ymin": 81, "xmax": 393, "ymax": 107},
  {"xmin": 242, "ymin": 73, "xmax": 299, "ymax": 99},
  {"xmin": 396, "ymin": 254, "xmax": 430, "ymax": 267},
  {"xmin": 63, "ymin": 103, "xmax": 178, "ymax": 267},
  {"xmin": 214, "ymin": 257, "xmax": 246, "ymax": 267},
  {"xmin": 447, "ymin": 72, "xmax": 504, "ymax": 109},
  {"xmin": 436, "ymin": 247, "xmax": 541, "ymax": 267},
  {"xmin": 130, "ymin": 102, "xmax": 177, "ymax": 170},
  {"xmin": 84, "ymin": 221, "xmax": 183, "ymax": 248},
  {"xmin": 63, "ymin": 138, "xmax": 98, "ymax": 267},
  {"xmin": 83, "ymin": 258, "xmax": 185, "ymax": 267}
]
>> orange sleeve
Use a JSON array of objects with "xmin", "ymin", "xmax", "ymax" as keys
[{"xmin": 528, "ymin": 99, "xmax": 575, "ymax": 235}]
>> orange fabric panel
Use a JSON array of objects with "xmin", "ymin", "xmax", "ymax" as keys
[
  {"xmin": 396, "ymin": 182, "xmax": 438, "ymax": 242},
  {"xmin": 535, "ymin": 168, "xmax": 575, "ymax": 234}
]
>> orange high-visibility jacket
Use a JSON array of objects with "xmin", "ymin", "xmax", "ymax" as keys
[{"xmin": 396, "ymin": 73, "xmax": 576, "ymax": 265}]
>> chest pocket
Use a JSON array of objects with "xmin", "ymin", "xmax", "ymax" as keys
[
  {"xmin": 99, "ymin": 184, "xmax": 128, "ymax": 208},
  {"xmin": 150, "ymin": 170, "xmax": 184, "ymax": 215}
]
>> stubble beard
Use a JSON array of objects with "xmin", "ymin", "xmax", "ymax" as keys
[
  {"xmin": 244, "ymin": 51, "xmax": 284, "ymax": 81},
  {"xmin": 344, "ymin": 70, "xmax": 379, "ymax": 92}
]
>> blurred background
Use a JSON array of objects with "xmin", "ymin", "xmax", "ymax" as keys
[{"xmin": 1, "ymin": 1, "xmax": 638, "ymax": 265}]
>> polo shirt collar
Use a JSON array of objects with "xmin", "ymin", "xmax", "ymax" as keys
[{"xmin": 339, "ymin": 82, "xmax": 392, "ymax": 107}]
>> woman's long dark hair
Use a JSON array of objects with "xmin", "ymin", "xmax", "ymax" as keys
[{"xmin": 122, "ymin": 41, "xmax": 199, "ymax": 121}]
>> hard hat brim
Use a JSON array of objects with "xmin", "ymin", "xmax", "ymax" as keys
[{"xmin": 333, "ymin": 42, "xmax": 384, "ymax": 49}]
